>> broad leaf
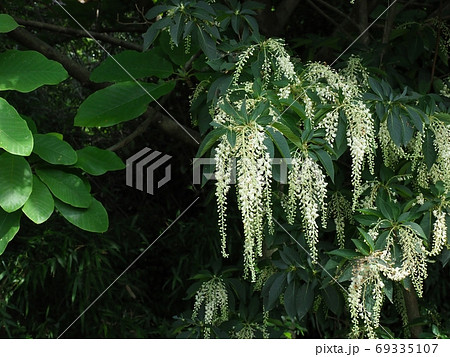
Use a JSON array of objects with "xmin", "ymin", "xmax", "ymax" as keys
[
  {"xmin": 74, "ymin": 81, "xmax": 175, "ymax": 127},
  {"xmin": 194, "ymin": 25, "xmax": 217, "ymax": 60},
  {"xmin": 0, "ymin": 209, "xmax": 21, "ymax": 255},
  {"xmin": 0, "ymin": 14, "xmax": 19, "ymax": 33},
  {"xmin": 32, "ymin": 133, "xmax": 77, "ymax": 165},
  {"xmin": 196, "ymin": 127, "xmax": 227, "ymax": 157},
  {"xmin": 55, "ymin": 198, "xmax": 108, "ymax": 233},
  {"xmin": 22, "ymin": 175, "xmax": 54, "ymax": 224},
  {"xmin": 90, "ymin": 50, "xmax": 173, "ymax": 82},
  {"xmin": 75, "ymin": 146, "xmax": 125, "ymax": 175},
  {"xmin": 0, "ymin": 50, "xmax": 68, "ymax": 92},
  {"xmin": 0, "ymin": 153, "xmax": 32, "ymax": 212},
  {"xmin": 36, "ymin": 169, "xmax": 92, "ymax": 208},
  {"xmin": 0, "ymin": 98, "xmax": 33, "ymax": 156}
]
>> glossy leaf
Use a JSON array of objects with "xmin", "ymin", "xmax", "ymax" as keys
[
  {"xmin": 75, "ymin": 146, "xmax": 125, "ymax": 176},
  {"xmin": 0, "ymin": 50, "xmax": 68, "ymax": 92},
  {"xmin": 0, "ymin": 209, "xmax": 21, "ymax": 255},
  {"xmin": 36, "ymin": 169, "xmax": 92, "ymax": 208},
  {"xmin": 22, "ymin": 175, "xmax": 54, "ymax": 224},
  {"xmin": 0, "ymin": 98, "xmax": 33, "ymax": 156},
  {"xmin": 32, "ymin": 133, "xmax": 77, "ymax": 165},
  {"xmin": 90, "ymin": 50, "xmax": 173, "ymax": 82},
  {"xmin": 0, "ymin": 14, "xmax": 19, "ymax": 33},
  {"xmin": 55, "ymin": 198, "xmax": 108, "ymax": 233},
  {"xmin": 74, "ymin": 81, "xmax": 175, "ymax": 127},
  {"xmin": 0, "ymin": 153, "xmax": 32, "ymax": 212}
]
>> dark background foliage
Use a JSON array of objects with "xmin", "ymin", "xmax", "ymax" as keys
[{"xmin": 1, "ymin": 0, "xmax": 449, "ymax": 338}]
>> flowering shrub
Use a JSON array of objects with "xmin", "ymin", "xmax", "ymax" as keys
[{"xmin": 190, "ymin": 36, "xmax": 450, "ymax": 338}]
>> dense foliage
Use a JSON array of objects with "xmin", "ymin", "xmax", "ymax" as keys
[{"xmin": 1, "ymin": 0, "xmax": 450, "ymax": 339}]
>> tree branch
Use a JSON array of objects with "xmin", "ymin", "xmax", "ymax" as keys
[
  {"xmin": 7, "ymin": 26, "xmax": 199, "ymax": 148},
  {"xmin": 257, "ymin": 0, "xmax": 301, "ymax": 37},
  {"xmin": 8, "ymin": 27, "xmax": 104, "ymax": 91},
  {"xmin": 315, "ymin": 0, "xmax": 360, "ymax": 30},
  {"xmin": 403, "ymin": 288, "xmax": 423, "ymax": 338},
  {"xmin": 15, "ymin": 18, "xmax": 142, "ymax": 51}
]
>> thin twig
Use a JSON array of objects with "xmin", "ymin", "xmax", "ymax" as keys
[
  {"xmin": 306, "ymin": 0, "xmax": 352, "ymax": 38},
  {"xmin": 430, "ymin": 0, "xmax": 443, "ymax": 89},
  {"xmin": 315, "ymin": 0, "xmax": 360, "ymax": 30},
  {"xmin": 15, "ymin": 18, "xmax": 142, "ymax": 51}
]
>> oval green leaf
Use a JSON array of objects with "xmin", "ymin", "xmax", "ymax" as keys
[
  {"xmin": 36, "ymin": 168, "xmax": 92, "ymax": 208},
  {"xmin": 33, "ymin": 133, "xmax": 77, "ymax": 165},
  {"xmin": 90, "ymin": 50, "xmax": 173, "ymax": 83},
  {"xmin": 0, "ymin": 98, "xmax": 34, "ymax": 156},
  {"xmin": 22, "ymin": 175, "xmax": 54, "ymax": 224},
  {"xmin": 0, "ymin": 153, "xmax": 32, "ymax": 212},
  {"xmin": 0, "ymin": 50, "xmax": 68, "ymax": 93},
  {"xmin": 74, "ymin": 81, "xmax": 175, "ymax": 127},
  {"xmin": 0, "ymin": 208, "xmax": 21, "ymax": 255},
  {"xmin": 75, "ymin": 146, "xmax": 125, "ymax": 175},
  {"xmin": 0, "ymin": 14, "xmax": 19, "ymax": 33},
  {"xmin": 55, "ymin": 198, "xmax": 108, "ymax": 233}
]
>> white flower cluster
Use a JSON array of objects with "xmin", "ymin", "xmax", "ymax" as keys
[
  {"xmin": 348, "ymin": 253, "xmax": 385, "ymax": 338},
  {"xmin": 301, "ymin": 62, "xmax": 376, "ymax": 207},
  {"xmin": 215, "ymin": 123, "xmax": 273, "ymax": 281},
  {"xmin": 329, "ymin": 192, "xmax": 353, "ymax": 248},
  {"xmin": 344, "ymin": 102, "xmax": 376, "ymax": 208},
  {"xmin": 341, "ymin": 55, "xmax": 369, "ymax": 88},
  {"xmin": 431, "ymin": 120, "xmax": 450, "ymax": 189},
  {"xmin": 378, "ymin": 120, "xmax": 406, "ymax": 168},
  {"xmin": 232, "ymin": 38, "xmax": 299, "ymax": 87},
  {"xmin": 192, "ymin": 277, "xmax": 229, "ymax": 338},
  {"xmin": 265, "ymin": 39, "xmax": 298, "ymax": 83},
  {"xmin": 284, "ymin": 153, "xmax": 328, "ymax": 262},
  {"xmin": 427, "ymin": 209, "xmax": 448, "ymax": 256}
]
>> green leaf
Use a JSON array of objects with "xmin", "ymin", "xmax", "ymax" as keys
[
  {"xmin": 368, "ymin": 77, "xmax": 385, "ymax": 100},
  {"xmin": 284, "ymin": 281, "xmax": 297, "ymax": 319},
  {"xmin": 55, "ymin": 198, "xmax": 108, "ymax": 233},
  {"xmin": 267, "ymin": 273, "xmax": 286, "ymax": 310},
  {"xmin": 170, "ymin": 13, "xmax": 183, "ymax": 46},
  {"xmin": 423, "ymin": 129, "xmax": 437, "ymax": 170},
  {"xmin": 328, "ymin": 249, "xmax": 361, "ymax": 259},
  {"xmin": 0, "ymin": 50, "xmax": 68, "ymax": 93},
  {"xmin": 74, "ymin": 81, "xmax": 175, "ymax": 127},
  {"xmin": 90, "ymin": 50, "xmax": 173, "ymax": 82},
  {"xmin": 22, "ymin": 175, "xmax": 54, "ymax": 224},
  {"xmin": 266, "ymin": 127, "xmax": 291, "ymax": 159},
  {"xmin": 0, "ymin": 98, "xmax": 34, "ymax": 156},
  {"xmin": 357, "ymin": 227, "xmax": 375, "ymax": 251},
  {"xmin": 322, "ymin": 284, "xmax": 343, "ymax": 316},
  {"xmin": 143, "ymin": 17, "xmax": 172, "ymax": 50},
  {"xmin": 352, "ymin": 238, "xmax": 370, "ymax": 255},
  {"xmin": 403, "ymin": 221, "xmax": 427, "ymax": 239},
  {"xmin": 405, "ymin": 106, "xmax": 423, "ymax": 132},
  {"xmin": 0, "ymin": 14, "xmax": 19, "ymax": 33},
  {"xmin": 354, "ymin": 214, "xmax": 378, "ymax": 226},
  {"xmin": 313, "ymin": 149, "xmax": 334, "ymax": 183},
  {"xmin": 145, "ymin": 5, "xmax": 172, "ymax": 19},
  {"xmin": 0, "ymin": 208, "xmax": 21, "ymax": 255},
  {"xmin": 383, "ymin": 279, "xmax": 394, "ymax": 303},
  {"xmin": 32, "ymin": 134, "xmax": 77, "ymax": 165},
  {"xmin": 75, "ymin": 146, "xmax": 125, "ymax": 175},
  {"xmin": 271, "ymin": 122, "xmax": 303, "ymax": 148},
  {"xmin": 0, "ymin": 153, "xmax": 32, "ymax": 212},
  {"xmin": 194, "ymin": 24, "xmax": 217, "ymax": 60},
  {"xmin": 387, "ymin": 110, "xmax": 403, "ymax": 147},
  {"xmin": 36, "ymin": 169, "xmax": 92, "ymax": 208},
  {"xmin": 297, "ymin": 281, "xmax": 316, "ymax": 319},
  {"xmin": 196, "ymin": 127, "xmax": 227, "ymax": 157}
]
